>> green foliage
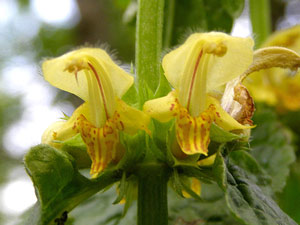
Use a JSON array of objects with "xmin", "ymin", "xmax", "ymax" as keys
[
  {"xmin": 118, "ymin": 131, "xmax": 147, "ymax": 171},
  {"xmin": 113, "ymin": 173, "xmax": 138, "ymax": 216},
  {"xmin": 15, "ymin": 1, "xmax": 299, "ymax": 224},
  {"xmin": 213, "ymin": 150, "xmax": 296, "ymax": 225},
  {"xmin": 61, "ymin": 134, "xmax": 91, "ymax": 169},
  {"xmin": 33, "ymin": 26, "xmax": 78, "ymax": 59},
  {"xmin": 121, "ymin": 84, "xmax": 139, "ymax": 108},
  {"xmin": 168, "ymin": 186, "xmax": 240, "ymax": 225},
  {"xmin": 278, "ymin": 161, "xmax": 300, "ymax": 224},
  {"xmin": 251, "ymin": 104, "xmax": 296, "ymax": 192},
  {"xmin": 0, "ymin": 92, "xmax": 21, "ymax": 149},
  {"xmin": 154, "ymin": 67, "xmax": 172, "ymax": 99},
  {"xmin": 210, "ymin": 123, "xmax": 246, "ymax": 143},
  {"xmin": 64, "ymin": 188, "xmax": 136, "ymax": 225},
  {"xmin": 180, "ymin": 165, "xmax": 214, "ymax": 184},
  {"xmin": 279, "ymin": 110, "xmax": 300, "ymax": 149},
  {"xmin": 169, "ymin": 0, "xmax": 245, "ymax": 46},
  {"xmin": 222, "ymin": 0, "xmax": 245, "ymax": 18},
  {"xmin": 22, "ymin": 144, "xmax": 122, "ymax": 225}
]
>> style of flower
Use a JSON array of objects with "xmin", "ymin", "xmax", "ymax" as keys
[
  {"xmin": 245, "ymin": 25, "xmax": 300, "ymax": 111},
  {"xmin": 143, "ymin": 32, "xmax": 255, "ymax": 157},
  {"xmin": 42, "ymin": 48, "xmax": 150, "ymax": 177}
]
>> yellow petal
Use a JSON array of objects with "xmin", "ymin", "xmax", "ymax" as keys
[
  {"xmin": 43, "ymin": 48, "xmax": 134, "ymax": 101},
  {"xmin": 246, "ymin": 77, "xmax": 278, "ymax": 106},
  {"xmin": 262, "ymin": 25, "xmax": 300, "ymax": 50},
  {"xmin": 275, "ymin": 77, "xmax": 300, "ymax": 111},
  {"xmin": 197, "ymin": 154, "xmax": 216, "ymax": 166},
  {"xmin": 41, "ymin": 121, "xmax": 71, "ymax": 148},
  {"xmin": 182, "ymin": 178, "xmax": 201, "ymax": 198},
  {"xmin": 207, "ymin": 96, "xmax": 252, "ymax": 131},
  {"xmin": 116, "ymin": 99, "xmax": 151, "ymax": 135},
  {"xmin": 175, "ymin": 105, "xmax": 215, "ymax": 155},
  {"xmin": 143, "ymin": 91, "xmax": 178, "ymax": 123},
  {"xmin": 43, "ymin": 48, "xmax": 135, "ymax": 128},
  {"xmin": 75, "ymin": 114, "xmax": 120, "ymax": 177},
  {"xmin": 41, "ymin": 103, "xmax": 91, "ymax": 147}
]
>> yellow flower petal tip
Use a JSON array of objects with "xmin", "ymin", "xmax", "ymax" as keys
[
  {"xmin": 75, "ymin": 114, "xmax": 120, "ymax": 176},
  {"xmin": 176, "ymin": 105, "xmax": 216, "ymax": 156},
  {"xmin": 198, "ymin": 154, "xmax": 216, "ymax": 166},
  {"xmin": 117, "ymin": 99, "xmax": 151, "ymax": 135},
  {"xmin": 209, "ymin": 96, "xmax": 254, "ymax": 131},
  {"xmin": 41, "ymin": 103, "xmax": 90, "ymax": 147},
  {"xmin": 143, "ymin": 91, "xmax": 178, "ymax": 123},
  {"xmin": 182, "ymin": 178, "xmax": 201, "ymax": 198},
  {"xmin": 263, "ymin": 25, "xmax": 300, "ymax": 49}
]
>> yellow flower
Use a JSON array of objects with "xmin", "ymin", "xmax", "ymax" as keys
[
  {"xmin": 42, "ymin": 48, "xmax": 150, "ymax": 177},
  {"xmin": 143, "ymin": 32, "xmax": 255, "ymax": 157},
  {"xmin": 245, "ymin": 25, "xmax": 300, "ymax": 111}
]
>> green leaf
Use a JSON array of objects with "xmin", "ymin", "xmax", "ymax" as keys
[
  {"xmin": 179, "ymin": 166, "xmax": 214, "ymax": 184},
  {"xmin": 214, "ymin": 150, "xmax": 297, "ymax": 225},
  {"xmin": 118, "ymin": 131, "xmax": 147, "ymax": 171},
  {"xmin": 61, "ymin": 134, "xmax": 91, "ymax": 169},
  {"xmin": 221, "ymin": 0, "xmax": 245, "ymax": 18},
  {"xmin": 168, "ymin": 178, "xmax": 245, "ymax": 224},
  {"xmin": 213, "ymin": 150, "xmax": 227, "ymax": 191},
  {"xmin": 278, "ymin": 161, "xmax": 300, "ymax": 224},
  {"xmin": 210, "ymin": 123, "xmax": 245, "ymax": 143},
  {"xmin": 169, "ymin": 169, "xmax": 185, "ymax": 198},
  {"xmin": 170, "ymin": 0, "xmax": 245, "ymax": 46},
  {"xmin": 22, "ymin": 144, "xmax": 122, "ymax": 225},
  {"xmin": 122, "ymin": 176, "xmax": 138, "ymax": 216},
  {"xmin": 148, "ymin": 119, "xmax": 175, "ymax": 163},
  {"xmin": 113, "ymin": 172, "xmax": 127, "ymax": 204},
  {"xmin": 66, "ymin": 188, "xmax": 137, "ymax": 225},
  {"xmin": 121, "ymin": 84, "xmax": 139, "ymax": 108},
  {"xmin": 251, "ymin": 104, "xmax": 296, "ymax": 192}
]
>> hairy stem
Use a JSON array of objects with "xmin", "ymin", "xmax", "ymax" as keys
[
  {"xmin": 137, "ymin": 164, "xmax": 170, "ymax": 225},
  {"xmin": 135, "ymin": 0, "xmax": 165, "ymax": 106},
  {"xmin": 249, "ymin": 0, "xmax": 271, "ymax": 48}
]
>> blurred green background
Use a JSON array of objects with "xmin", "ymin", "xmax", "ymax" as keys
[{"xmin": 0, "ymin": 0, "xmax": 299, "ymax": 224}]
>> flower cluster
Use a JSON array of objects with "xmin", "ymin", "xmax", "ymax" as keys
[{"xmin": 42, "ymin": 31, "xmax": 300, "ymax": 178}]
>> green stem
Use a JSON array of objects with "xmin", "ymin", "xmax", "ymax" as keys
[
  {"xmin": 137, "ymin": 164, "xmax": 170, "ymax": 225},
  {"xmin": 163, "ymin": 0, "xmax": 175, "ymax": 48},
  {"xmin": 249, "ymin": 0, "xmax": 271, "ymax": 48},
  {"xmin": 135, "ymin": 0, "xmax": 165, "ymax": 105}
]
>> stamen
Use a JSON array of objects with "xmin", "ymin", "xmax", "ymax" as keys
[
  {"xmin": 203, "ymin": 42, "xmax": 227, "ymax": 56},
  {"xmin": 87, "ymin": 62, "xmax": 109, "ymax": 120},
  {"xmin": 74, "ymin": 71, "xmax": 79, "ymax": 85},
  {"xmin": 64, "ymin": 58, "xmax": 89, "ymax": 74},
  {"xmin": 187, "ymin": 50, "xmax": 203, "ymax": 111}
]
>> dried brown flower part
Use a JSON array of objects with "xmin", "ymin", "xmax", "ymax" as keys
[{"xmin": 233, "ymin": 84, "xmax": 255, "ymax": 125}]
